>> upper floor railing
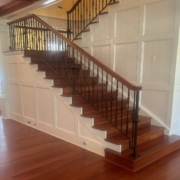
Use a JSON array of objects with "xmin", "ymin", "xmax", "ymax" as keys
[
  {"xmin": 67, "ymin": 0, "xmax": 118, "ymax": 40},
  {"xmin": 7, "ymin": 14, "xmax": 142, "ymax": 157}
]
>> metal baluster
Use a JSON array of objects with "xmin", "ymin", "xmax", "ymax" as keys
[
  {"xmin": 83, "ymin": 0, "xmax": 85, "ymax": 31},
  {"xmin": 102, "ymin": 69, "xmax": 104, "ymax": 114},
  {"xmin": 115, "ymin": 80, "xmax": 118, "ymax": 126},
  {"xmin": 89, "ymin": 0, "xmax": 91, "ymax": 23},
  {"xmin": 78, "ymin": 3, "xmax": 80, "ymax": 36},
  {"xmin": 121, "ymin": 84, "xmax": 124, "ymax": 131},
  {"xmin": 106, "ymin": 73, "xmax": 108, "ymax": 117},
  {"xmin": 72, "ymin": 48, "xmax": 75, "ymax": 94},
  {"xmin": 80, "ymin": 54, "xmax": 83, "ymax": 95},
  {"xmin": 92, "ymin": 62, "xmax": 95, "ymax": 105},
  {"xmin": 111, "ymin": 76, "xmax": 113, "ymax": 122},
  {"xmin": 126, "ymin": 89, "xmax": 130, "ymax": 136},
  {"xmin": 95, "ymin": 0, "xmax": 98, "ymax": 16},
  {"xmin": 97, "ymin": 66, "xmax": 99, "ymax": 110},
  {"xmin": 88, "ymin": 59, "xmax": 90, "ymax": 102}
]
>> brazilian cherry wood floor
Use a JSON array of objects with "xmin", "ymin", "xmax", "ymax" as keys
[{"xmin": 0, "ymin": 116, "xmax": 180, "ymax": 180}]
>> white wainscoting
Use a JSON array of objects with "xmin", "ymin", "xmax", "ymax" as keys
[
  {"xmin": 75, "ymin": 0, "xmax": 180, "ymax": 134},
  {"xmin": 3, "ymin": 51, "xmax": 119, "ymax": 156}
]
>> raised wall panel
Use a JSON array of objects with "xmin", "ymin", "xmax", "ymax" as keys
[
  {"xmin": 142, "ymin": 39, "xmax": 173, "ymax": 85},
  {"xmin": 20, "ymin": 63, "xmax": 34, "ymax": 82},
  {"xmin": 56, "ymin": 97, "xmax": 75, "ymax": 134},
  {"xmin": 144, "ymin": 0, "xmax": 175, "ymax": 35},
  {"xmin": 37, "ymin": 88, "xmax": 53, "ymax": 126},
  {"xmin": 22, "ymin": 86, "xmax": 36, "ymax": 120},
  {"xmin": 92, "ymin": 18, "xmax": 113, "ymax": 41},
  {"xmin": 115, "ymin": 43, "xmax": 138, "ymax": 82},
  {"xmin": 93, "ymin": 45, "xmax": 111, "ymax": 68},
  {"xmin": 79, "ymin": 121, "xmax": 98, "ymax": 141},
  {"xmin": 10, "ymin": 84, "xmax": 22, "ymax": 115},
  {"xmin": 115, "ymin": 7, "xmax": 140, "ymax": 38},
  {"xmin": 141, "ymin": 90, "xmax": 169, "ymax": 125},
  {"xmin": 7, "ymin": 63, "xmax": 19, "ymax": 80}
]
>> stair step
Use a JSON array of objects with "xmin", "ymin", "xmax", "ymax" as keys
[
  {"xmin": 82, "ymin": 29, "xmax": 90, "ymax": 33},
  {"xmin": 90, "ymin": 21, "xmax": 99, "ymax": 24},
  {"xmin": 93, "ymin": 115, "xmax": 150, "ymax": 129},
  {"xmin": 72, "ymin": 98, "xmax": 127, "ymax": 110},
  {"xmin": 65, "ymin": 77, "xmax": 98, "ymax": 86},
  {"xmin": 99, "ymin": 12, "xmax": 109, "ymax": 15},
  {"xmin": 74, "ymin": 37, "xmax": 82, "ymax": 40},
  {"xmin": 24, "ymin": 50, "xmax": 68, "ymax": 57},
  {"xmin": 105, "ymin": 135, "xmax": 180, "ymax": 172},
  {"xmin": 109, "ymin": 1, "xmax": 119, "ymax": 5},
  {"xmin": 93, "ymin": 115, "xmax": 151, "ymax": 137},
  {"xmin": 105, "ymin": 125, "xmax": 165, "ymax": 151},
  {"xmin": 62, "ymin": 84, "xmax": 107, "ymax": 94}
]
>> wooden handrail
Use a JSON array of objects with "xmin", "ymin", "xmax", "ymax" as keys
[
  {"xmin": 67, "ymin": 0, "xmax": 82, "ymax": 14},
  {"xmin": 7, "ymin": 14, "xmax": 142, "ymax": 91}
]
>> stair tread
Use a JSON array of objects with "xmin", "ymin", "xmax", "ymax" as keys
[
  {"xmin": 105, "ymin": 125, "xmax": 164, "ymax": 144},
  {"xmin": 82, "ymin": 29, "xmax": 90, "ymax": 32},
  {"xmin": 90, "ymin": 21, "xmax": 99, "ymax": 24},
  {"xmin": 93, "ymin": 116, "xmax": 151, "ymax": 138},
  {"xmin": 109, "ymin": 1, "xmax": 119, "ymax": 5},
  {"xmin": 99, "ymin": 12, "xmax": 109, "ymax": 15},
  {"xmin": 93, "ymin": 115, "xmax": 151, "ymax": 130},
  {"xmin": 105, "ymin": 135, "xmax": 180, "ymax": 161}
]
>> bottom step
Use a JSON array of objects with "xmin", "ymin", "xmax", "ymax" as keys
[{"xmin": 105, "ymin": 135, "xmax": 180, "ymax": 172}]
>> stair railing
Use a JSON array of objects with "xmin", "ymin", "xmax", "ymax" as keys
[
  {"xmin": 7, "ymin": 14, "xmax": 142, "ymax": 157},
  {"xmin": 67, "ymin": 0, "xmax": 118, "ymax": 40}
]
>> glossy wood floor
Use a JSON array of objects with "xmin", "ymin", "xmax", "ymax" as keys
[{"xmin": 1, "ymin": 116, "xmax": 180, "ymax": 180}]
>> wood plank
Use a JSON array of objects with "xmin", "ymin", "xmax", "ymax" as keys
[{"xmin": 1, "ymin": 116, "xmax": 180, "ymax": 179}]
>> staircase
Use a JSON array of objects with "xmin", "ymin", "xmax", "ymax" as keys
[
  {"xmin": 67, "ymin": 0, "xmax": 119, "ymax": 40},
  {"xmin": 7, "ymin": 11, "xmax": 180, "ymax": 172},
  {"xmin": 23, "ymin": 49, "xmax": 180, "ymax": 172}
]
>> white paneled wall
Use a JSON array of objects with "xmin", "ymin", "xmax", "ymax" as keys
[
  {"xmin": 3, "ymin": 51, "xmax": 121, "ymax": 156},
  {"xmin": 0, "ymin": 20, "xmax": 10, "ymax": 118},
  {"xmin": 75, "ymin": 0, "xmax": 180, "ymax": 134}
]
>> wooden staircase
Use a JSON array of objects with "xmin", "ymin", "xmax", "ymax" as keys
[
  {"xmin": 24, "ymin": 50, "xmax": 180, "ymax": 172},
  {"xmin": 68, "ymin": 0, "xmax": 119, "ymax": 41}
]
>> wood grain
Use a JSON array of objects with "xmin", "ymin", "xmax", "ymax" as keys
[{"xmin": 1, "ymin": 115, "xmax": 180, "ymax": 179}]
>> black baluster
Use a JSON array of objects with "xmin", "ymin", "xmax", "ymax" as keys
[
  {"xmin": 111, "ymin": 76, "xmax": 113, "ymax": 122},
  {"xmin": 115, "ymin": 80, "xmax": 118, "ymax": 126},
  {"xmin": 97, "ymin": 66, "xmax": 99, "ymax": 110},
  {"xmin": 121, "ymin": 84, "xmax": 124, "ymax": 131},
  {"xmin": 102, "ymin": 69, "xmax": 104, "ymax": 114},
  {"xmin": 106, "ymin": 73, "xmax": 108, "ymax": 117},
  {"xmin": 126, "ymin": 89, "xmax": 130, "ymax": 136}
]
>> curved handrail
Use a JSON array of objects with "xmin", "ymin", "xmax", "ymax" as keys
[
  {"xmin": 67, "ymin": 0, "xmax": 82, "ymax": 14},
  {"xmin": 8, "ymin": 14, "xmax": 142, "ymax": 91}
]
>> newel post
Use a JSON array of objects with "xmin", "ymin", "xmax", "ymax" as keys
[{"xmin": 131, "ymin": 90, "xmax": 140, "ymax": 157}]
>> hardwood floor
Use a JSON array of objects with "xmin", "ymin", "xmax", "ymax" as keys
[{"xmin": 0, "ymin": 116, "xmax": 180, "ymax": 180}]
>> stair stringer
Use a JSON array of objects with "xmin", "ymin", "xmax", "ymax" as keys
[{"xmin": 4, "ymin": 51, "xmax": 121, "ymax": 156}]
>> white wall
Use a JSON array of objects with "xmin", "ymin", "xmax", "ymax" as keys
[
  {"xmin": 75, "ymin": 0, "xmax": 180, "ymax": 134},
  {"xmin": 171, "ymin": 4, "xmax": 180, "ymax": 135},
  {"xmin": 2, "ymin": 51, "xmax": 121, "ymax": 155},
  {"xmin": 0, "ymin": 20, "xmax": 10, "ymax": 118},
  {"xmin": 37, "ymin": 15, "xmax": 67, "ymax": 31}
]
